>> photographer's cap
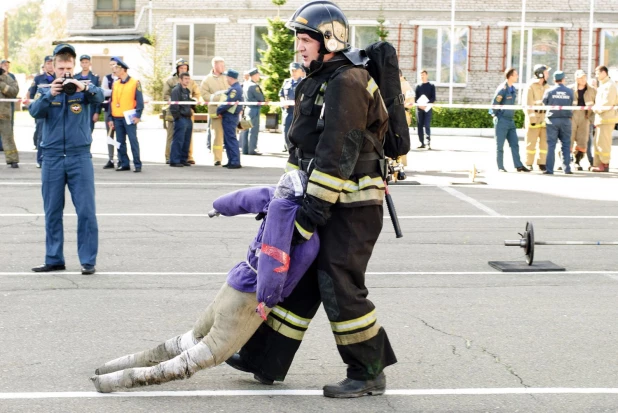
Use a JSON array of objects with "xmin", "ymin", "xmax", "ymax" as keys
[
  {"xmin": 224, "ymin": 69, "xmax": 239, "ymax": 79},
  {"xmin": 44, "ymin": 55, "xmax": 53, "ymax": 63},
  {"xmin": 80, "ymin": 54, "xmax": 91, "ymax": 61},
  {"xmin": 553, "ymin": 70, "xmax": 565, "ymax": 81},
  {"xmin": 0, "ymin": 59, "xmax": 10, "ymax": 64},
  {"xmin": 53, "ymin": 43, "xmax": 76, "ymax": 58},
  {"xmin": 110, "ymin": 57, "xmax": 129, "ymax": 70}
]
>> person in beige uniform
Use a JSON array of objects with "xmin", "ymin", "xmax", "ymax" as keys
[
  {"xmin": 200, "ymin": 57, "xmax": 228, "ymax": 166},
  {"xmin": 591, "ymin": 65, "xmax": 618, "ymax": 172},
  {"xmin": 163, "ymin": 59, "xmax": 201, "ymax": 164},
  {"xmin": 569, "ymin": 69, "xmax": 597, "ymax": 171},
  {"xmin": 524, "ymin": 64, "xmax": 550, "ymax": 171}
]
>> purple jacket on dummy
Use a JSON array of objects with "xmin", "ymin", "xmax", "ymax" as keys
[{"xmin": 212, "ymin": 184, "xmax": 320, "ymax": 308}]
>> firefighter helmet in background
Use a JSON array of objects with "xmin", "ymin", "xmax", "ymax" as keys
[
  {"xmin": 286, "ymin": 0, "xmax": 350, "ymax": 53},
  {"xmin": 533, "ymin": 64, "xmax": 549, "ymax": 80},
  {"xmin": 176, "ymin": 58, "xmax": 190, "ymax": 72}
]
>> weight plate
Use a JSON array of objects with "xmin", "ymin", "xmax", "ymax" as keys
[{"xmin": 525, "ymin": 221, "xmax": 534, "ymax": 265}]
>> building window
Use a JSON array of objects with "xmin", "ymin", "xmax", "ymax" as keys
[
  {"xmin": 600, "ymin": 29, "xmax": 618, "ymax": 73},
  {"xmin": 508, "ymin": 28, "xmax": 560, "ymax": 84},
  {"xmin": 252, "ymin": 26, "xmax": 268, "ymax": 68},
  {"xmin": 351, "ymin": 26, "xmax": 379, "ymax": 49},
  {"xmin": 418, "ymin": 27, "xmax": 469, "ymax": 85},
  {"xmin": 174, "ymin": 24, "xmax": 216, "ymax": 79},
  {"xmin": 94, "ymin": 0, "xmax": 135, "ymax": 28}
]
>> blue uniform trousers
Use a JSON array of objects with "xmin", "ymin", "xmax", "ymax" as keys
[
  {"xmin": 283, "ymin": 110, "xmax": 293, "ymax": 149},
  {"xmin": 42, "ymin": 153, "xmax": 98, "ymax": 266},
  {"xmin": 222, "ymin": 113, "xmax": 240, "ymax": 166},
  {"xmin": 587, "ymin": 124, "xmax": 595, "ymax": 165},
  {"xmin": 170, "ymin": 117, "xmax": 193, "ymax": 164},
  {"xmin": 35, "ymin": 118, "xmax": 44, "ymax": 164},
  {"xmin": 416, "ymin": 109, "xmax": 432, "ymax": 145},
  {"xmin": 113, "ymin": 117, "xmax": 142, "ymax": 168},
  {"xmin": 242, "ymin": 111, "xmax": 260, "ymax": 154},
  {"xmin": 545, "ymin": 118, "xmax": 572, "ymax": 174},
  {"xmin": 494, "ymin": 117, "xmax": 524, "ymax": 170}
]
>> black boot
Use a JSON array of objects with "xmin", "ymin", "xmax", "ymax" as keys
[
  {"xmin": 225, "ymin": 353, "xmax": 274, "ymax": 385},
  {"xmin": 323, "ymin": 372, "xmax": 386, "ymax": 398}
]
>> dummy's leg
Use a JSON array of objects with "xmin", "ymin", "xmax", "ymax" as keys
[{"xmin": 91, "ymin": 284, "xmax": 267, "ymax": 392}]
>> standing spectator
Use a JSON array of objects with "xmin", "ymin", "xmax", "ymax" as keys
[
  {"xmin": 169, "ymin": 72, "xmax": 195, "ymax": 167},
  {"xmin": 108, "ymin": 58, "xmax": 143, "ymax": 173},
  {"xmin": 523, "ymin": 64, "xmax": 550, "ymax": 171},
  {"xmin": 0, "ymin": 59, "xmax": 17, "ymax": 153},
  {"xmin": 279, "ymin": 62, "xmax": 305, "ymax": 152},
  {"xmin": 101, "ymin": 58, "xmax": 119, "ymax": 169},
  {"xmin": 414, "ymin": 69, "xmax": 435, "ymax": 149},
  {"xmin": 28, "ymin": 43, "xmax": 104, "ymax": 275},
  {"xmin": 216, "ymin": 69, "xmax": 243, "ymax": 169},
  {"xmin": 0, "ymin": 64, "xmax": 19, "ymax": 167},
  {"xmin": 542, "ymin": 71, "xmax": 575, "ymax": 175},
  {"xmin": 590, "ymin": 65, "xmax": 617, "ymax": 172},
  {"xmin": 163, "ymin": 58, "xmax": 201, "ymax": 165},
  {"xmin": 569, "ymin": 70, "xmax": 596, "ymax": 171},
  {"xmin": 199, "ymin": 57, "xmax": 228, "ymax": 166},
  {"xmin": 29, "ymin": 55, "xmax": 55, "ymax": 168},
  {"xmin": 242, "ymin": 68, "xmax": 264, "ymax": 155},
  {"xmin": 75, "ymin": 55, "xmax": 101, "ymax": 134},
  {"xmin": 489, "ymin": 68, "xmax": 530, "ymax": 173}
]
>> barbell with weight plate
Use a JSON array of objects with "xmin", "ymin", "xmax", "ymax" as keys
[{"xmin": 504, "ymin": 221, "xmax": 618, "ymax": 265}]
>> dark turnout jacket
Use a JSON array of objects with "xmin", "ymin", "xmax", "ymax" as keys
[{"xmin": 286, "ymin": 55, "xmax": 389, "ymax": 241}]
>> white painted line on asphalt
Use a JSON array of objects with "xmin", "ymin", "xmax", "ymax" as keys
[
  {"xmin": 438, "ymin": 186, "xmax": 501, "ymax": 216},
  {"xmin": 0, "ymin": 182, "xmax": 270, "ymax": 187},
  {"xmin": 2, "ymin": 388, "xmax": 618, "ymax": 399},
  {"xmin": 4, "ymin": 214, "xmax": 618, "ymax": 219},
  {"xmin": 1, "ymin": 271, "xmax": 617, "ymax": 276}
]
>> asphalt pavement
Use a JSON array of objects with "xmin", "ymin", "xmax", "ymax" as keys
[{"xmin": 1, "ymin": 114, "xmax": 618, "ymax": 412}]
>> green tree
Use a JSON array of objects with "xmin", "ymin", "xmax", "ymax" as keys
[
  {"xmin": 139, "ymin": 32, "xmax": 169, "ymax": 114},
  {"xmin": 376, "ymin": 17, "xmax": 389, "ymax": 41},
  {"xmin": 258, "ymin": 0, "xmax": 295, "ymax": 115}
]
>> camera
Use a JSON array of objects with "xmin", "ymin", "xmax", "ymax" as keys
[{"xmin": 62, "ymin": 73, "xmax": 77, "ymax": 95}]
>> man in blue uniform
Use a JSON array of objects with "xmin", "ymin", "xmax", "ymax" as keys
[
  {"xmin": 241, "ymin": 68, "xmax": 265, "ymax": 155},
  {"xmin": 75, "ymin": 55, "xmax": 101, "ymax": 133},
  {"xmin": 28, "ymin": 55, "xmax": 55, "ymax": 167},
  {"xmin": 489, "ymin": 68, "xmax": 530, "ymax": 173},
  {"xmin": 216, "ymin": 69, "xmax": 243, "ymax": 169},
  {"xmin": 29, "ymin": 43, "xmax": 104, "ymax": 275},
  {"xmin": 542, "ymin": 71, "xmax": 575, "ymax": 175},
  {"xmin": 279, "ymin": 62, "xmax": 305, "ymax": 151}
]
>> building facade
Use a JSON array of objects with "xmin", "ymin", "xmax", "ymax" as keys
[{"xmin": 63, "ymin": 0, "xmax": 618, "ymax": 103}]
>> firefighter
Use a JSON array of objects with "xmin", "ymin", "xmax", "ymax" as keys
[
  {"xmin": 569, "ymin": 70, "xmax": 596, "ymax": 171},
  {"xmin": 524, "ymin": 64, "xmax": 550, "ymax": 171},
  {"xmin": 591, "ymin": 65, "xmax": 617, "ymax": 172},
  {"xmin": 226, "ymin": 0, "xmax": 397, "ymax": 398}
]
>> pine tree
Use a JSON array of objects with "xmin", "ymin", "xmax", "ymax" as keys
[{"xmin": 258, "ymin": 6, "xmax": 295, "ymax": 115}]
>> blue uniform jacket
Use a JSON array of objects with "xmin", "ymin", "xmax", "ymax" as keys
[
  {"xmin": 245, "ymin": 81, "xmax": 264, "ymax": 117},
  {"xmin": 279, "ymin": 77, "xmax": 300, "ymax": 114},
  {"xmin": 216, "ymin": 82, "xmax": 244, "ymax": 116},
  {"xmin": 28, "ymin": 72, "xmax": 56, "ymax": 99},
  {"xmin": 28, "ymin": 84, "xmax": 104, "ymax": 155},
  {"xmin": 75, "ymin": 71, "xmax": 101, "ymax": 117},
  {"xmin": 542, "ymin": 83, "xmax": 575, "ymax": 120},
  {"xmin": 489, "ymin": 81, "xmax": 517, "ymax": 119}
]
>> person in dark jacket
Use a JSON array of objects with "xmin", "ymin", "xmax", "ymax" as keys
[
  {"xmin": 226, "ymin": 0, "xmax": 397, "ymax": 399},
  {"xmin": 414, "ymin": 69, "xmax": 436, "ymax": 149},
  {"xmin": 169, "ymin": 72, "xmax": 195, "ymax": 167},
  {"xmin": 28, "ymin": 44, "xmax": 104, "ymax": 275}
]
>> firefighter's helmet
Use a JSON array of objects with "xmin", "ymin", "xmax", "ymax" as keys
[{"xmin": 286, "ymin": 1, "xmax": 350, "ymax": 53}]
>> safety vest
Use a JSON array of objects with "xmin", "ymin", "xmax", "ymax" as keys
[{"xmin": 111, "ymin": 76, "xmax": 138, "ymax": 118}]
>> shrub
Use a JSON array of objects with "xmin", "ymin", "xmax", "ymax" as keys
[{"xmin": 408, "ymin": 107, "xmax": 524, "ymax": 129}]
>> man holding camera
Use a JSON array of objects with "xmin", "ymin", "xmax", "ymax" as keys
[
  {"xmin": 0, "ymin": 62, "xmax": 19, "ymax": 167},
  {"xmin": 28, "ymin": 43, "xmax": 104, "ymax": 275},
  {"xmin": 108, "ymin": 57, "xmax": 144, "ymax": 172}
]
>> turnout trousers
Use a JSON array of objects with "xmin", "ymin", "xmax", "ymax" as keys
[
  {"xmin": 42, "ymin": 153, "xmax": 98, "ymax": 267},
  {"xmin": 238, "ymin": 204, "xmax": 397, "ymax": 382},
  {"xmin": 524, "ymin": 125, "xmax": 547, "ymax": 166},
  {"xmin": 571, "ymin": 112, "xmax": 591, "ymax": 154},
  {"xmin": 210, "ymin": 118, "xmax": 224, "ymax": 163},
  {"xmin": 0, "ymin": 119, "xmax": 18, "ymax": 164},
  {"xmin": 593, "ymin": 123, "xmax": 615, "ymax": 166}
]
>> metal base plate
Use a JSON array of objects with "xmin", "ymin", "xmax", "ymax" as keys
[
  {"xmin": 388, "ymin": 180, "xmax": 420, "ymax": 185},
  {"xmin": 488, "ymin": 260, "xmax": 566, "ymax": 272}
]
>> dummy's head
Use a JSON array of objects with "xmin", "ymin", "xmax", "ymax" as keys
[{"xmin": 274, "ymin": 170, "xmax": 308, "ymax": 200}]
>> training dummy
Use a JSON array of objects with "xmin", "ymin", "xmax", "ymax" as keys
[{"xmin": 91, "ymin": 170, "xmax": 319, "ymax": 392}]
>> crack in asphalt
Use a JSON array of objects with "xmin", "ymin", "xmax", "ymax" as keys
[
  {"xmin": 50, "ymin": 274, "xmax": 80, "ymax": 289},
  {"xmin": 416, "ymin": 317, "xmax": 530, "ymax": 388}
]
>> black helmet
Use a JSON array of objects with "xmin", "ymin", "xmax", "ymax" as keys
[
  {"xmin": 533, "ymin": 64, "xmax": 549, "ymax": 80},
  {"xmin": 175, "ymin": 58, "xmax": 190, "ymax": 72},
  {"xmin": 286, "ymin": 1, "xmax": 350, "ymax": 53}
]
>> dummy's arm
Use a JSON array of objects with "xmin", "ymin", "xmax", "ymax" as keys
[{"xmin": 211, "ymin": 186, "xmax": 274, "ymax": 217}]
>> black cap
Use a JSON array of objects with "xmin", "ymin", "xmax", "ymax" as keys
[{"xmin": 80, "ymin": 55, "xmax": 91, "ymax": 61}]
